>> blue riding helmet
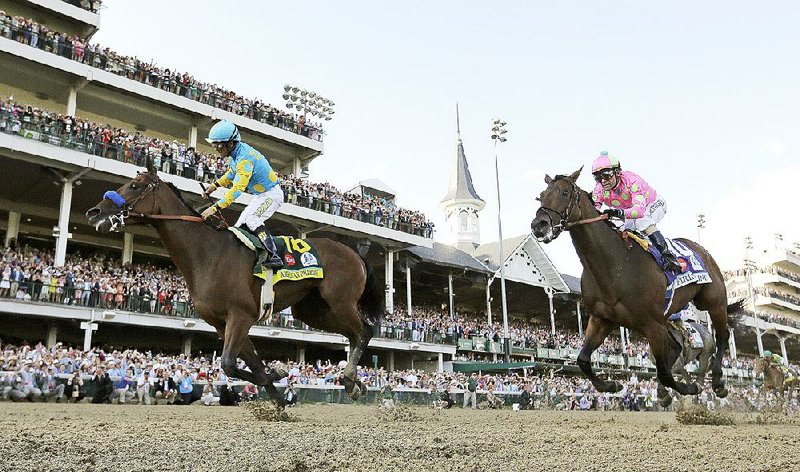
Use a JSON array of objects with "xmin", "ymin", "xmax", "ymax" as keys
[{"xmin": 205, "ymin": 120, "xmax": 241, "ymax": 144}]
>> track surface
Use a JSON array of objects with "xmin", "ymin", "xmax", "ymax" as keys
[{"xmin": 0, "ymin": 403, "xmax": 797, "ymax": 471}]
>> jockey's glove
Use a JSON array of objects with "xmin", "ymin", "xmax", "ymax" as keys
[
  {"xmin": 203, "ymin": 183, "xmax": 218, "ymax": 198},
  {"xmin": 201, "ymin": 205, "xmax": 218, "ymax": 220},
  {"xmin": 603, "ymin": 208, "xmax": 625, "ymax": 220}
]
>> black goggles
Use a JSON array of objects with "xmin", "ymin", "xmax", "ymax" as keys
[{"xmin": 593, "ymin": 170, "xmax": 615, "ymax": 182}]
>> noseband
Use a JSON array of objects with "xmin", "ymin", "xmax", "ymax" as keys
[
  {"xmin": 102, "ymin": 173, "xmax": 161, "ymax": 231},
  {"xmin": 536, "ymin": 177, "xmax": 608, "ymax": 233}
]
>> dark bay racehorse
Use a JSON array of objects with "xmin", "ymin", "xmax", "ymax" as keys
[
  {"xmin": 648, "ymin": 321, "xmax": 715, "ymax": 406},
  {"xmin": 531, "ymin": 168, "xmax": 739, "ymax": 403},
  {"xmin": 86, "ymin": 159, "xmax": 383, "ymax": 406}
]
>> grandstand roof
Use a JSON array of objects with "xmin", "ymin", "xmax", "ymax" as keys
[
  {"xmin": 472, "ymin": 234, "xmax": 570, "ymax": 292},
  {"xmin": 347, "ymin": 179, "xmax": 396, "ymax": 197},
  {"xmin": 562, "ymin": 274, "xmax": 582, "ymax": 294},
  {"xmin": 405, "ymin": 241, "xmax": 491, "ymax": 274}
]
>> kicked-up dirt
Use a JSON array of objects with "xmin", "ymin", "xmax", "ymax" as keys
[{"xmin": 0, "ymin": 402, "xmax": 797, "ymax": 471}]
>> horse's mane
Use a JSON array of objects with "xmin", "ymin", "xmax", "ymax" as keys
[
  {"xmin": 165, "ymin": 181, "xmax": 202, "ymax": 217},
  {"xmin": 553, "ymin": 174, "xmax": 613, "ymax": 227}
]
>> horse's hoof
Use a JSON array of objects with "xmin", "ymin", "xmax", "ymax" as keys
[
  {"xmin": 608, "ymin": 381, "xmax": 623, "ymax": 393},
  {"xmin": 714, "ymin": 386, "xmax": 728, "ymax": 398},
  {"xmin": 685, "ymin": 383, "xmax": 700, "ymax": 395},
  {"xmin": 659, "ymin": 395, "xmax": 673, "ymax": 408},
  {"xmin": 348, "ymin": 386, "xmax": 361, "ymax": 401},
  {"xmin": 270, "ymin": 362, "xmax": 289, "ymax": 379}
]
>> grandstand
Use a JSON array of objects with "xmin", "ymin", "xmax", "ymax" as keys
[{"xmin": 0, "ymin": 0, "xmax": 797, "ymax": 383}]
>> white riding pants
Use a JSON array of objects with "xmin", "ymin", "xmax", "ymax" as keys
[
  {"xmin": 235, "ymin": 186, "xmax": 284, "ymax": 231},
  {"xmin": 614, "ymin": 196, "xmax": 667, "ymax": 234}
]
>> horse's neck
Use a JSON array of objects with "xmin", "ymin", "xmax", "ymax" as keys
[
  {"xmin": 568, "ymin": 199, "xmax": 630, "ymax": 288},
  {"xmin": 151, "ymin": 191, "xmax": 226, "ymax": 287}
]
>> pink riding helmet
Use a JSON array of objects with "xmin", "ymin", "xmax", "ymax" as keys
[{"xmin": 591, "ymin": 151, "xmax": 621, "ymax": 174}]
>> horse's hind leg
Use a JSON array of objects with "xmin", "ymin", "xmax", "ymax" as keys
[
  {"xmin": 644, "ymin": 322, "xmax": 699, "ymax": 396},
  {"xmin": 702, "ymin": 303, "xmax": 730, "ymax": 397},
  {"xmin": 341, "ymin": 318, "xmax": 373, "ymax": 400},
  {"xmin": 577, "ymin": 316, "xmax": 621, "ymax": 393}
]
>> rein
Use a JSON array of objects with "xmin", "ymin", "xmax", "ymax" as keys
[{"xmin": 564, "ymin": 213, "xmax": 608, "ymax": 230}]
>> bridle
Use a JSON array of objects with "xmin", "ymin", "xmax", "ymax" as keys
[
  {"xmin": 535, "ymin": 176, "xmax": 607, "ymax": 235},
  {"xmin": 101, "ymin": 172, "xmax": 203, "ymax": 231}
]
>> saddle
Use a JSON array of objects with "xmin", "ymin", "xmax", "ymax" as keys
[{"xmin": 228, "ymin": 229, "xmax": 324, "ymax": 321}]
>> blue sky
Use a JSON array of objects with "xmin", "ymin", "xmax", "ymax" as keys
[{"xmin": 95, "ymin": 1, "xmax": 800, "ymax": 275}]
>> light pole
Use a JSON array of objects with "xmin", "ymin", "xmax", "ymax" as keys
[
  {"xmin": 696, "ymin": 213, "xmax": 706, "ymax": 245},
  {"xmin": 744, "ymin": 236, "xmax": 763, "ymax": 356},
  {"xmin": 491, "ymin": 118, "xmax": 510, "ymax": 362}
]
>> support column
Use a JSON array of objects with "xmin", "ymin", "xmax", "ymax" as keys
[
  {"xmin": 437, "ymin": 352, "xmax": 444, "ymax": 373},
  {"xmin": 728, "ymin": 328, "xmax": 737, "ymax": 359},
  {"xmin": 182, "ymin": 336, "xmax": 192, "ymax": 357},
  {"xmin": 67, "ymin": 86, "xmax": 78, "ymax": 116},
  {"xmin": 54, "ymin": 181, "xmax": 74, "ymax": 267},
  {"xmin": 576, "ymin": 301, "xmax": 583, "ymax": 338},
  {"xmin": 81, "ymin": 316, "xmax": 97, "ymax": 352},
  {"xmin": 620, "ymin": 327, "xmax": 627, "ymax": 352},
  {"xmin": 779, "ymin": 336, "xmax": 788, "ymax": 365},
  {"xmin": 546, "ymin": 287, "xmax": 556, "ymax": 336},
  {"xmin": 384, "ymin": 250, "xmax": 394, "ymax": 315},
  {"xmin": 448, "ymin": 273, "xmax": 454, "ymax": 318},
  {"xmin": 5, "ymin": 211, "xmax": 20, "ymax": 247},
  {"xmin": 297, "ymin": 346, "xmax": 306, "ymax": 364},
  {"xmin": 46, "ymin": 324, "xmax": 58, "ymax": 349},
  {"xmin": 486, "ymin": 278, "xmax": 492, "ymax": 326},
  {"xmin": 405, "ymin": 260, "xmax": 412, "ymax": 318},
  {"xmin": 189, "ymin": 125, "xmax": 198, "ymax": 148},
  {"xmin": 122, "ymin": 233, "xmax": 134, "ymax": 265},
  {"xmin": 755, "ymin": 328, "xmax": 764, "ymax": 356},
  {"xmin": 293, "ymin": 157, "xmax": 303, "ymax": 177},
  {"xmin": 388, "ymin": 350, "xmax": 395, "ymax": 372}
]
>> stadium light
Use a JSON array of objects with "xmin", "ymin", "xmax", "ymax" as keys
[
  {"xmin": 491, "ymin": 118, "xmax": 511, "ymax": 363},
  {"xmin": 696, "ymin": 213, "xmax": 706, "ymax": 244},
  {"xmin": 283, "ymin": 84, "xmax": 336, "ymax": 121}
]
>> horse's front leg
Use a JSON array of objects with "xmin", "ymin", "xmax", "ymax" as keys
[
  {"xmin": 237, "ymin": 339, "xmax": 286, "ymax": 408},
  {"xmin": 577, "ymin": 316, "xmax": 621, "ymax": 393}
]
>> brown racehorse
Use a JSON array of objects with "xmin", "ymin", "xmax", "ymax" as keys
[
  {"xmin": 753, "ymin": 358, "xmax": 797, "ymax": 398},
  {"xmin": 86, "ymin": 158, "xmax": 383, "ymax": 407},
  {"xmin": 531, "ymin": 168, "xmax": 738, "ymax": 402}
]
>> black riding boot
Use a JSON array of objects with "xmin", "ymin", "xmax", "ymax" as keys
[
  {"xmin": 253, "ymin": 225, "xmax": 283, "ymax": 269},
  {"xmin": 648, "ymin": 231, "xmax": 682, "ymax": 273}
]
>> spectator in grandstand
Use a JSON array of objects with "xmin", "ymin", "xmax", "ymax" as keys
[
  {"xmin": 66, "ymin": 370, "xmax": 85, "ymax": 402},
  {"xmin": 518, "ymin": 383, "xmax": 533, "ymax": 410},
  {"xmin": 136, "ymin": 371, "xmax": 153, "ymax": 405},
  {"xmin": 178, "ymin": 370, "xmax": 194, "ymax": 405},
  {"xmin": 201, "ymin": 120, "xmax": 283, "ymax": 268},
  {"xmin": 590, "ymin": 151, "xmax": 681, "ymax": 272},
  {"xmin": 219, "ymin": 379, "xmax": 240, "ymax": 406},
  {"xmin": 284, "ymin": 382, "xmax": 297, "ymax": 407},
  {"xmin": 463, "ymin": 373, "xmax": 478, "ymax": 409},
  {"xmin": 201, "ymin": 377, "xmax": 219, "ymax": 406},
  {"xmin": 154, "ymin": 369, "xmax": 177, "ymax": 405},
  {"xmin": 111, "ymin": 368, "xmax": 135, "ymax": 404},
  {"xmin": 37, "ymin": 366, "xmax": 65, "ymax": 402},
  {"xmin": 90, "ymin": 365, "xmax": 113, "ymax": 404}
]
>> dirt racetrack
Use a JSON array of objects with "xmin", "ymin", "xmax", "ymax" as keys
[{"xmin": 0, "ymin": 402, "xmax": 797, "ymax": 472}]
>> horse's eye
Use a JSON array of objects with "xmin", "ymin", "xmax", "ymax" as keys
[
  {"xmin": 561, "ymin": 191, "xmax": 569, "ymax": 197},
  {"xmin": 130, "ymin": 184, "xmax": 138, "ymax": 190}
]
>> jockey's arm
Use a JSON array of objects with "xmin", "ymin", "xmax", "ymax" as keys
[
  {"xmin": 214, "ymin": 160, "xmax": 254, "ymax": 209},
  {"xmin": 215, "ymin": 167, "xmax": 236, "ymax": 189},
  {"xmin": 622, "ymin": 174, "xmax": 648, "ymax": 220}
]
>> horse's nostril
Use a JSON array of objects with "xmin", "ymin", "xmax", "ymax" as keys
[{"xmin": 86, "ymin": 207, "xmax": 101, "ymax": 219}]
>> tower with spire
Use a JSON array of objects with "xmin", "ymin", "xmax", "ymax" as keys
[{"xmin": 441, "ymin": 105, "xmax": 485, "ymax": 252}]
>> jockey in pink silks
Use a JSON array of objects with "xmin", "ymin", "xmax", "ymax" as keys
[{"xmin": 591, "ymin": 151, "xmax": 681, "ymax": 273}]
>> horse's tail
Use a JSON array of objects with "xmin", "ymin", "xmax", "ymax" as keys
[
  {"xmin": 358, "ymin": 256, "xmax": 384, "ymax": 324},
  {"xmin": 726, "ymin": 298, "xmax": 746, "ymax": 330}
]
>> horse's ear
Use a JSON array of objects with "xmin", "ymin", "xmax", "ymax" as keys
[
  {"xmin": 145, "ymin": 155, "xmax": 156, "ymax": 176},
  {"xmin": 569, "ymin": 166, "xmax": 583, "ymax": 181},
  {"xmin": 545, "ymin": 174, "xmax": 553, "ymax": 184}
]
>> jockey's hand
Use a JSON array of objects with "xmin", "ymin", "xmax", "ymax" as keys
[
  {"xmin": 603, "ymin": 208, "xmax": 625, "ymax": 220},
  {"xmin": 203, "ymin": 183, "xmax": 218, "ymax": 198},
  {"xmin": 201, "ymin": 205, "xmax": 218, "ymax": 220}
]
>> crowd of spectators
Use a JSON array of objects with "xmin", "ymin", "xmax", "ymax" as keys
[
  {"xmin": 0, "ymin": 11, "xmax": 321, "ymax": 140},
  {"xmin": 4, "ymin": 338, "xmax": 795, "ymax": 412},
  {"xmin": 0, "ymin": 95, "xmax": 434, "ymax": 237},
  {"xmin": 62, "ymin": 1, "xmax": 102, "ymax": 13}
]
